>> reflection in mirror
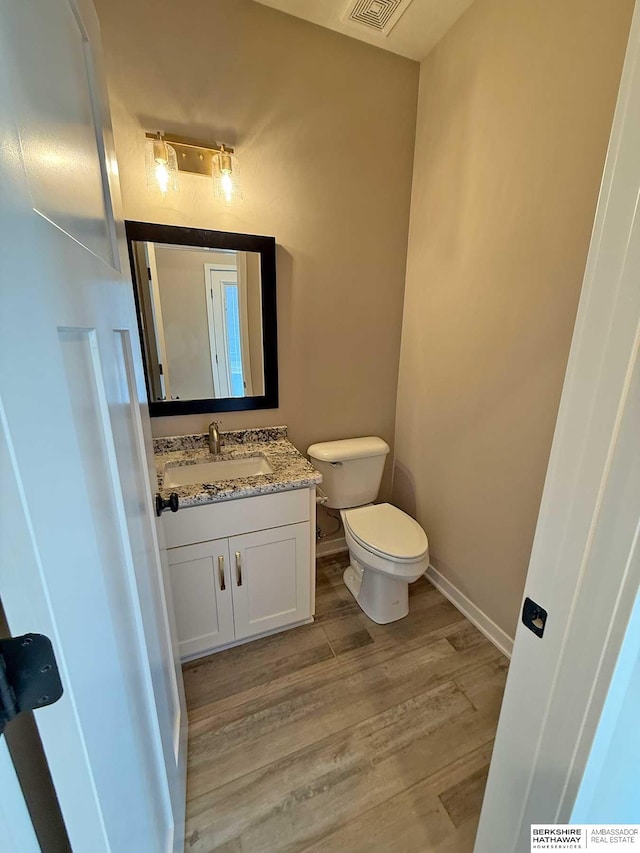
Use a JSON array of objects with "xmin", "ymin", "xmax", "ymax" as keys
[
  {"xmin": 131, "ymin": 241, "xmax": 264, "ymax": 402},
  {"xmin": 126, "ymin": 221, "xmax": 278, "ymax": 417}
]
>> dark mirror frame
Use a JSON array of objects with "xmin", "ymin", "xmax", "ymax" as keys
[{"xmin": 125, "ymin": 220, "xmax": 278, "ymax": 417}]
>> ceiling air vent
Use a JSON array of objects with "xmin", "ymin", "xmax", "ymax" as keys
[{"xmin": 344, "ymin": 0, "xmax": 414, "ymax": 35}]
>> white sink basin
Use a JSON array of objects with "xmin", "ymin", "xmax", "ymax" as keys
[{"xmin": 164, "ymin": 455, "xmax": 274, "ymax": 488}]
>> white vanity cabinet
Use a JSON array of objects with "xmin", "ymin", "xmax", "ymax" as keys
[
  {"xmin": 166, "ymin": 538, "xmax": 235, "ymax": 658},
  {"xmin": 163, "ymin": 488, "xmax": 316, "ymax": 660},
  {"xmin": 229, "ymin": 523, "xmax": 311, "ymax": 641}
]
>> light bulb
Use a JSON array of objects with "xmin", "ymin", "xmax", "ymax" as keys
[
  {"xmin": 221, "ymin": 172, "xmax": 233, "ymax": 203},
  {"xmin": 212, "ymin": 148, "xmax": 242, "ymax": 205},
  {"xmin": 155, "ymin": 162, "xmax": 170, "ymax": 194},
  {"xmin": 145, "ymin": 133, "xmax": 178, "ymax": 195}
]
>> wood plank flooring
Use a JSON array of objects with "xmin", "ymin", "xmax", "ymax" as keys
[{"xmin": 183, "ymin": 553, "xmax": 509, "ymax": 852}]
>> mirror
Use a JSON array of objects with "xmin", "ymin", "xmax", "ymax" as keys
[{"xmin": 126, "ymin": 221, "xmax": 278, "ymax": 416}]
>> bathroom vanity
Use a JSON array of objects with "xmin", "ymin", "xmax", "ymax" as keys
[
  {"xmin": 130, "ymin": 223, "xmax": 319, "ymax": 660},
  {"xmin": 154, "ymin": 428, "xmax": 321, "ymax": 660}
]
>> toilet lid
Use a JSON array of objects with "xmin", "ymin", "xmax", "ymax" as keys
[{"xmin": 343, "ymin": 503, "xmax": 428, "ymax": 561}]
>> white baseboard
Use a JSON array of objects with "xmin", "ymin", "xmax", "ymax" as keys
[
  {"xmin": 425, "ymin": 564, "xmax": 513, "ymax": 659},
  {"xmin": 316, "ymin": 536, "xmax": 348, "ymax": 558}
]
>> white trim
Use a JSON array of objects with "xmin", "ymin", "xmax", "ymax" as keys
[
  {"xmin": 425, "ymin": 565, "xmax": 513, "ymax": 659},
  {"xmin": 316, "ymin": 535, "xmax": 348, "ymax": 558},
  {"xmin": 203, "ymin": 262, "xmax": 236, "ymax": 398},
  {"xmin": 313, "ymin": 543, "xmax": 514, "ymax": 660},
  {"xmin": 309, "ymin": 488, "xmax": 317, "ymax": 614}
]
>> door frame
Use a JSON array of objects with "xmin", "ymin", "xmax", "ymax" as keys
[
  {"xmin": 204, "ymin": 262, "xmax": 236, "ymax": 398},
  {"xmin": 204, "ymin": 262, "xmax": 252, "ymax": 398},
  {"xmin": 476, "ymin": 2, "xmax": 640, "ymax": 848}
]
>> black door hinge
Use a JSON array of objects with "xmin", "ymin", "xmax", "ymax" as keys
[{"xmin": 0, "ymin": 634, "xmax": 63, "ymax": 736}]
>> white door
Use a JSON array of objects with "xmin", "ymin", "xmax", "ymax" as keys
[
  {"xmin": 475, "ymin": 5, "xmax": 640, "ymax": 850},
  {"xmin": 206, "ymin": 265, "xmax": 248, "ymax": 398},
  {"xmin": 0, "ymin": 740, "xmax": 40, "ymax": 853},
  {"xmin": 0, "ymin": 0, "xmax": 186, "ymax": 851},
  {"xmin": 231, "ymin": 523, "xmax": 311, "ymax": 641},
  {"xmin": 168, "ymin": 538, "xmax": 235, "ymax": 658}
]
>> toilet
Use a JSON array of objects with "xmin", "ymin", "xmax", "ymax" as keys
[{"xmin": 307, "ymin": 437, "xmax": 429, "ymax": 624}]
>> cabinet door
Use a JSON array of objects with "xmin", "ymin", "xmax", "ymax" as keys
[
  {"xmin": 230, "ymin": 522, "xmax": 311, "ymax": 641},
  {"xmin": 167, "ymin": 538, "xmax": 235, "ymax": 658}
]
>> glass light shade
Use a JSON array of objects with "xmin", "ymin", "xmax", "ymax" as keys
[
  {"xmin": 145, "ymin": 135, "xmax": 179, "ymax": 195},
  {"xmin": 212, "ymin": 149, "xmax": 243, "ymax": 205}
]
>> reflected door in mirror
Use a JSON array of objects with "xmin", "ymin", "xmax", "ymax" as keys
[{"xmin": 205, "ymin": 256, "xmax": 264, "ymax": 398}]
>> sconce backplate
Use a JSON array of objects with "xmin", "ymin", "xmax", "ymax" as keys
[{"xmin": 146, "ymin": 133, "xmax": 234, "ymax": 177}]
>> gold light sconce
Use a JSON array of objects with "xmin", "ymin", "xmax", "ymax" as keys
[
  {"xmin": 145, "ymin": 132, "xmax": 243, "ymax": 205},
  {"xmin": 145, "ymin": 133, "xmax": 178, "ymax": 196}
]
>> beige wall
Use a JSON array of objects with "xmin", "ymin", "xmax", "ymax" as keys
[
  {"xmin": 95, "ymin": 0, "xmax": 418, "ymax": 508},
  {"xmin": 154, "ymin": 246, "xmax": 218, "ymax": 400},
  {"xmin": 393, "ymin": 0, "xmax": 633, "ymax": 637}
]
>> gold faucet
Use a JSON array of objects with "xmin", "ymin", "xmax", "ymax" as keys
[{"xmin": 209, "ymin": 421, "xmax": 224, "ymax": 455}]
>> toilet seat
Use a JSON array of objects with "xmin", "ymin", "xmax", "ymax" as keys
[{"xmin": 342, "ymin": 503, "xmax": 428, "ymax": 563}]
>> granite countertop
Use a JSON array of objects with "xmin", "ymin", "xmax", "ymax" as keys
[{"xmin": 153, "ymin": 426, "xmax": 322, "ymax": 508}]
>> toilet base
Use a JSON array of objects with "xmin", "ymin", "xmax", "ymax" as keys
[{"xmin": 343, "ymin": 559, "xmax": 409, "ymax": 624}]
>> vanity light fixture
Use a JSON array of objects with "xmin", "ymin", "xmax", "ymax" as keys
[
  {"xmin": 145, "ymin": 132, "xmax": 242, "ymax": 204},
  {"xmin": 144, "ymin": 132, "xmax": 178, "ymax": 195}
]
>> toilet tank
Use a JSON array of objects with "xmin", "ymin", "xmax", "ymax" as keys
[{"xmin": 307, "ymin": 437, "xmax": 390, "ymax": 509}]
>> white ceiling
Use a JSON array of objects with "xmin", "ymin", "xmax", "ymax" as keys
[{"xmin": 252, "ymin": 0, "xmax": 474, "ymax": 61}]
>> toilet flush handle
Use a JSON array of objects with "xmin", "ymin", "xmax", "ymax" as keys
[{"xmin": 330, "ymin": 461, "xmax": 343, "ymax": 468}]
